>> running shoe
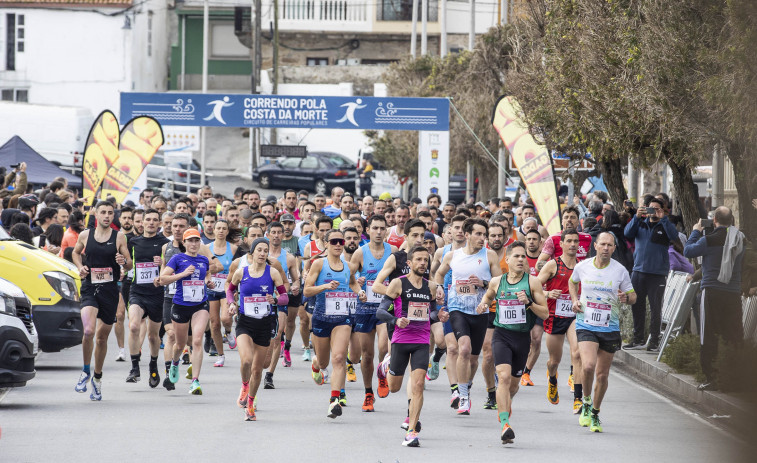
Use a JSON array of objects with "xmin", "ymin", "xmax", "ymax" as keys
[
  {"xmin": 126, "ymin": 367, "xmax": 141, "ymax": 383},
  {"xmin": 312, "ymin": 368, "xmax": 325, "ymax": 386},
  {"xmin": 189, "ymin": 379, "xmax": 203, "ymax": 395},
  {"xmin": 279, "ymin": 340, "xmax": 285, "ymax": 358},
  {"xmin": 376, "ymin": 354, "xmax": 391, "ymax": 380},
  {"xmin": 362, "ymin": 393, "xmax": 375, "ymax": 412},
  {"xmin": 500, "ymin": 423, "xmax": 515, "ymax": 444},
  {"xmin": 238, "ymin": 384, "xmax": 250, "ymax": 408},
  {"xmin": 450, "ymin": 389, "xmax": 460, "ymax": 409},
  {"xmin": 400, "ymin": 417, "xmax": 422, "ymax": 432},
  {"xmin": 214, "ymin": 355, "xmax": 225, "ymax": 367},
  {"xmin": 427, "ymin": 360, "xmax": 440, "ymax": 381},
  {"xmin": 590, "ymin": 414, "xmax": 603, "ymax": 433},
  {"xmin": 90, "ymin": 377, "xmax": 102, "ymax": 401},
  {"xmin": 223, "ymin": 334, "xmax": 228, "ymax": 344},
  {"xmin": 339, "ymin": 391, "xmax": 347, "ymax": 407},
  {"xmin": 327, "ymin": 400, "xmax": 342, "ymax": 419},
  {"xmin": 185, "ymin": 364, "xmax": 193, "ymax": 379},
  {"xmin": 402, "ymin": 431, "xmax": 420, "ymax": 447},
  {"xmin": 169, "ymin": 363, "xmax": 179, "ymax": 384},
  {"xmin": 547, "ymin": 381, "xmax": 559, "ymax": 405},
  {"xmin": 457, "ymin": 397, "xmax": 471, "ymax": 415},
  {"xmin": 163, "ymin": 376, "xmax": 175, "ymax": 391},
  {"xmin": 520, "ymin": 372, "xmax": 534, "ymax": 386},
  {"xmin": 568, "ymin": 373, "xmax": 574, "ymax": 392},
  {"xmin": 115, "ymin": 348, "xmax": 126, "ymax": 362},
  {"xmin": 377, "ymin": 378, "xmax": 389, "ymax": 399},
  {"xmin": 579, "ymin": 401, "xmax": 592, "ymax": 427},
  {"xmin": 264, "ymin": 375, "xmax": 275, "ymax": 389},
  {"xmin": 75, "ymin": 371, "xmax": 90, "ymax": 393},
  {"xmin": 483, "ymin": 395, "xmax": 497, "ymax": 410},
  {"xmin": 181, "ymin": 348, "xmax": 190, "ymax": 364},
  {"xmin": 204, "ymin": 334, "xmax": 212, "ymax": 353},
  {"xmin": 245, "ymin": 402, "xmax": 257, "ymax": 421},
  {"xmin": 283, "ymin": 350, "xmax": 292, "ymax": 367},
  {"xmin": 572, "ymin": 398, "xmax": 582, "ymax": 415},
  {"xmin": 302, "ymin": 348, "xmax": 311, "ymax": 362},
  {"xmin": 346, "ymin": 363, "xmax": 357, "ymax": 382},
  {"xmin": 148, "ymin": 365, "xmax": 160, "ymax": 388},
  {"xmin": 209, "ymin": 343, "xmax": 218, "ymax": 357},
  {"xmin": 227, "ymin": 330, "xmax": 237, "ymax": 350}
]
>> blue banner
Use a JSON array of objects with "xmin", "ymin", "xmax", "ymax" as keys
[{"xmin": 120, "ymin": 93, "xmax": 449, "ymax": 131}]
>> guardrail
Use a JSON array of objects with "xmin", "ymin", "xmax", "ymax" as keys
[
  {"xmin": 657, "ymin": 271, "xmax": 700, "ymax": 361},
  {"xmin": 742, "ymin": 295, "xmax": 757, "ymax": 344}
]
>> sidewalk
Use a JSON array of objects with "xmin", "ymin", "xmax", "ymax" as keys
[{"xmin": 614, "ymin": 348, "xmax": 757, "ymax": 436}]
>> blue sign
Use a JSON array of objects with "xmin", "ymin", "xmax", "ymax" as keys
[{"xmin": 120, "ymin": 93, "xmax": 449, "ymax": 131}]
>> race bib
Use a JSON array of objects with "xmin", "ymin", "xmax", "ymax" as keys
[
  {"xmin": 497, "ymin": 299, "xmax": 527, "ymax": 325},
  {"xmin": 407, "ymin": 301, "xmax": 430, "ymax": 322},
  {"xmin": 182, "ymin": 280, "xmax": 205, "ymax": 303},
  {"xmin": 168, "ymin": 282, "xmax": 177, "ymax": 295},
  {"xmin": 366, "ymin": 280, "xmax": 387, "ymax": 304},
  {"xmin": 91, "ymin": 267, "xmax": 113, "ymax": 284},
  {"xmin": 136, "ymin": 263, "xmax": 159, "ymax": 285},
  {"xmin": 555, "ymin": 295, "xmax": 575, "ymax": 318},
  {"xmin": 243, "ymin": 295, "xmax": 270, "ymax": 319},
  {"xmin": 211, "ymin": 273, "xmax": 228, "ymax": 292},
  {"xmin": 325, "ymin": 291, "xmax": 354, "ymax": 316},
  {"xmin": 584, "ymin": 301, "xmax": 611, "ymax": 327},
  {"xmin": 455, "ymin": 280, "xmax": 476, "ymax": 295}
]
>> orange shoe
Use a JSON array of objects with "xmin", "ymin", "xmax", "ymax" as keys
[
  {"xmin": 237, "ymin": 384, "xmax": 249, "ymax": 408},
  {"xmin": 362, "ymin": 392, "xmax": 375, "ymax": 412},
  {"xmin": 378, "ymin": 377, "xmax": 389, "ymax": 398},
  {"xmin": 568, "ymin": 373, "xmax": 574, "ymax": 392},
  {"xmin": 500, "ymin": 423, "xmax": 515, "ymax": 444},
  {"xmin": 520, "ymin": 372, "xmax": 534, "ymax": 386},
  {"xmin": 245, "ymin": 399, "xmax": 256, "ymax": 421}
]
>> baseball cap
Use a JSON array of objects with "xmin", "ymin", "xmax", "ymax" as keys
[
  {"xmin": 18, "ymin": 194, "xmax": 39, "ymax": 209},
  {"xmin": 474, "ymin": 201, "xmax": 486, "ymax": 208},
  {"xmin": 423, "ymin": 231, "xmax": 435, "ymax": 241},
  {"xmin": 266, "ymin": 195, "xmax": 277, "ymax": 203},
  {"xmin": 183, "ymin": 229, "xmax": 201, "ymax": 240},
  {"xmin": 280, "ymin": 213, "xmax": 295, "ymax": 223}
]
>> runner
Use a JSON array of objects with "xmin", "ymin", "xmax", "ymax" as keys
[
  {"xmin": 207, "ymin": 219, "xmax": 238, "ymax": 367},
  {"xmin": 301, "ymin": 216, "xmax": 333, "ymax": 362},
  {"xmin": 538, "ymin": 206, "xmax": 592, "ymax": 262},
  {"xmin": 376, "ymin": 245, "xmax": 448, "ymax": 447},
  {"xmin": 73, "ymin": 201, "xmax": 133, "ymax": 400},
  {"xmin": 520, "ymin": 228, "xmax": 544, "ymax": 387},
  {"xmin": 303, "ymin": 229, "xmax": 367, "ymax": 419},
  {"xmin": 227, "ymin": 237, "xmax": 288, "ymax": 420},
  {"xmin": 159, "ymin": 228, "xmax": 216, "ymax": 395},
  {"xmin": 422, "ymin": 230, "xmax": 446, "ymax": 386},
  {"xmin": 434, "ymin": 217, "xmax": 502, "ymax": 415},
  {"xmin": 569, "ymin": 232, "xmax": 636, "ymax": 432},
  {"xmin": 339, "ymin": 226, "xmax": 362, "ymax": 405},
  {"xmin": 350, "ymin": 215, "xmax": 396, "ymax": 412},
  {"xmin": 477, "ymin": 240, "xmax": 549, "ymax": 444},
  {"xmin": 264, "ymin": 222, "xmax": 299, "ymax": 389},
  {"xmin": 125, "ymin": 208, "xmax": 169, "ymax": 387},
  {"xmin": 537, "ymin": 228, "xmax": 583, "ymax": 413},
  {"xmin": 481, "ymin": 222, "xmax": 508, "ymax": 410},
  {"xmin": 386, "ymin": 205, "xmax": 410, "ymax": 248}
]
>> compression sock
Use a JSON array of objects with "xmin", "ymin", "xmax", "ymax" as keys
[
  {"xmin": 574, "ymin": 384, "xmax": 583, "ymax": 400},
  {"xmin": 130, "ymin": 354, "xmax": 140, "ymax": 370},
  {"xmin": 83, "ymin": 364, "xmax": 91, "ymax": 374},
  {"xmin": 549, "ymin": 375, "xmax": 557, "ymax": 385},
  {"xmin": 499, "ymin": 411, "xmax": 510, "ymax": 425},
  {"xmin": 433, "ymin": 347, "xmax": 446, "ymax": 362},
  {"xmin": 149, "ymin": 356, "xmax": 158, "ymax": 367},
  {"xmin": 459, "ymin": 382, "xmax": 469, "ymax": 398}
]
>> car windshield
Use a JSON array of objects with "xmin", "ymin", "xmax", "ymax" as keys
[{"xmin": 0, "ymin": 226, "xmax": 11, "ymax": 239}]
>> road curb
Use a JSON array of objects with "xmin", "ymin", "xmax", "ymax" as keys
[{"xmin": 613, "ymin": 349, "xmax": 756, "ymax": 430}]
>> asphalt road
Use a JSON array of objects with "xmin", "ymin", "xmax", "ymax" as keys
[{"xmin": 0, "ymin": 329, "xmax": 750, "ymax": 462}]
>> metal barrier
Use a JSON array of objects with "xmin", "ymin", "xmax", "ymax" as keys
[
  {"xmin": 656, "ymin": 274, "xmax": 700, "ymax": 362},
  {"xmin": 742, "ymin": 295, "xmax": 757, "ymax": 344}
]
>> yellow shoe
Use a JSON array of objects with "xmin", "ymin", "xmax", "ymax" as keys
[
  {"xmin": 520, "ymin": 372, "xmax": 534, "ymax": 387},
  {"xmin": 547, "ymin": 379, "xmax": 559, "ymax": 405},
  {"xmin": 346, "ymin": 363, "xmax": 357, "ymax": 382},
  {"xmin": 568, "ymin": 373, "xmax": 574, "ymax": 392},
  {"xmin": 572, "ymin": 398, "xmax": 582, "ymax": 415},
  {"xmin": 185, "ymin": 364, "xmax": 192, "ymax": 380}
]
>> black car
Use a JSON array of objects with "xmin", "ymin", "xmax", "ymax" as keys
[
  {"xmin": 448, "ymin": 174, "xmax": 478, "ymax": 205},
  {"xmin": 253, "ymin": 151, "xmax": 357, "ymax": 195}
]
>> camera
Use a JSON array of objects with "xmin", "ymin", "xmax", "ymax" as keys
[
  {"xmin": 701, "ymin": 219, "xmax": 713, "ymax": 228},
  {"xmin": 646, "ymin": 207, "xmax": 656, "ymax": 215},
  {"xmin": 10, "ymin": 163, "xmax": 20, "ymax": 169}
]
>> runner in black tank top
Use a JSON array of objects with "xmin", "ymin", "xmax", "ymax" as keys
[{"xmin": 72, "ymin": 201, "xmax": 132, "ymax": 401}]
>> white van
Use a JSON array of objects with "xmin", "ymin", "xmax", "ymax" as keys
[{"xmin": 0, "ymin": 278, "xmax": 37, "ymax": 388}]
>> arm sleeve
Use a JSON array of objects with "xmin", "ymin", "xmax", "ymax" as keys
[
  {"xmin": 429, "ymin": 299, "xmax": 439, "ymax": 322},
  {"xmin": 275, "ymin": 285, "xmax": 289, "ymax": 306},
  {"xmin": 376, "ymin": 295, "xmax": 397, "ymax": 325},
  {"xmin": 226, "ymin": 282, "xmax": 238, "ymax": 303}
]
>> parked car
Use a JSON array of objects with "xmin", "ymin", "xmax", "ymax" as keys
[
  {"xmin": 448, "ymin": 174, "xmax": 478, "ymax": 205},
  {"xmin": 0, "ymin": 226, "xmax": 82, "ymax": 353},
  {"xmin": 253, "ymin": 152, "xmax": 357, "ymax": 195},
  {"xmin": 0, "ymin": 277, "xmax": 37, "ymax": 388},
  {"xmin": 146, "ymin": 153, "xmax": 206, "ymax": 198}
]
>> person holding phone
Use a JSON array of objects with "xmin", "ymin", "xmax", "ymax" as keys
[{"xmin": 622, "ymin": 197, "xmax": 679, "ymax": 351}]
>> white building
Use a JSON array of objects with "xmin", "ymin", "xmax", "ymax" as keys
[{"xmin": 0, "ymin": 0, "xmax": 170, "ymax": 117}]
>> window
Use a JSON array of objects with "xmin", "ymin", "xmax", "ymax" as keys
[
  {"xmin": 279, "ymin": 158, "xmax": 301, "ymax": 169},
  {"xmin": 378, "ymin": 0, "xmax": 437, "ymax": 21},
  {"xmin": 307, "ymin": 57, "xmax": 328, "ymax": 66},
  {"xmin": 1, "ymin": 88, "xmax": 28, "ymax": 102},
  {"xmin": 300, "ymin": 157, "xmax": 319, "ymax": 169},
  {"xmin": 210, "ymin": 22, "xmax": 250, "ymax": 58},
  {"xmin": 147, "ymin": 11, "xmax": 153, "ymax": 57}
]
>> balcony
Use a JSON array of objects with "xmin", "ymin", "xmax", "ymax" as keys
[{"xmin": 273, "ymin": 0, "xmax": 372, "ymax": 32}]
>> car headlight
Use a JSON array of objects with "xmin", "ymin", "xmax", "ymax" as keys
[
  {"xmin": 43, "ymin": 271, "xmax": 80, "ymax": 302},
  {"xmin": 0, "ymin": 294, "xmax": 16, "ymax": 316}
]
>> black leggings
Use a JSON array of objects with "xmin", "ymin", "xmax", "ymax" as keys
[{"xmin": 630, "ymin": 272, "xmax": 666, "ymax": 344}]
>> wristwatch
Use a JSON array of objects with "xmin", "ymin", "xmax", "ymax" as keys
[
  {"xmin": 482, "ymin": 280, "xmax": 490, "ymax": 288},
  {"xmin": 524, "ymin": 298, "xmax": 533, "ymax": 309}
]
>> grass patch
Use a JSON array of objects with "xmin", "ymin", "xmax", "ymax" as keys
[{"xmin": 661, "ymin": 333, "xmax": 706, "ymax": 382}]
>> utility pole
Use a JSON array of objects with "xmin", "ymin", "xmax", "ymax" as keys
[
  {"xmin": 200, "ymin": 0, "xmax": 209, "ymax": 187},
  {"xmin": 468, "ymin": 0, "xmax": 475, "ymax": 51},
  {"xmin": 440, "ymin": 0, "xmax": 447, "ymax": 57},
  {"xmin": 251, "ymin": 0, "xmax": 262, "ymax": 171},
  {"xmin": 421, "ymin": 0, "xmax": 428, "ymax": 56},
  {"xmin": 497, "ymin": 0, "xmax": 508, "ymax": 197},
  {"xmin": 271, "ymin": 0, "xmax": 279, "ymax": 145},
  {"xmin": 411, "ymin": 0, "xmax": 418, "ymax": 58}
]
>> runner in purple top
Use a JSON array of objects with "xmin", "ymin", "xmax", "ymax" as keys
[{"xmin": 376, "ymin": 245, "xmax": 447, "ymax": 448}]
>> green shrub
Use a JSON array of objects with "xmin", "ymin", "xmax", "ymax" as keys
[{"xmin": 661, "ymin": 334, "xmax": 706, "ymax": 382}]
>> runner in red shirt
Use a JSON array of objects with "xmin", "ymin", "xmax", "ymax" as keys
[{"xmin": 539, "ymin": 206, "xmax": 592, "ymax": 262}]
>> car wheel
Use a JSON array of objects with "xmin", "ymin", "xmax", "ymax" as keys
[
  {"xmin": 259, "ymin": 174, "xmax": 271, "ymax": 189},
  {"xmin": 314, "ymin": 179, "xmax": 327, "ymax": 195}
]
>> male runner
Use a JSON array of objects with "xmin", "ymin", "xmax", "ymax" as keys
[
  {"xmin": 73, "ymin": 201, "xmax": 133, "ymax": 400},
  {"xmin": 385, "ymin": 205, "xmax": 410, "ymax": 248},
  {"xmin": 520, "ymin": 228, "xmax": 545, "ymax": 387},
  {"xmin": 569, "ymin": 232, "xmax": 636, "ymax": 432},
  {"xmin": 538, "ymin": 206, "xmax": 592, "ymax": 262}
]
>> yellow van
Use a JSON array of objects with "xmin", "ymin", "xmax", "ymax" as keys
[{"xmin": 0, "ymin": 226, "xmax": 82, "ymax": 352}]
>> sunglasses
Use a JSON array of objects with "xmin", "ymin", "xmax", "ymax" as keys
[{"xmin": 329, "ymin": 238, "xmax": 345, "ymax": 246}]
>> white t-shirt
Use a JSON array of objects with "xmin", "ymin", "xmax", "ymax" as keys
[{"xmin": 570, "ymin": 257, "xmax": 634, "ymax": 333}]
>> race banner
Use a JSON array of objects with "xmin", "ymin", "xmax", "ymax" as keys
[
  {"xmin": 99, "ymin": 117, "xmax": 163, "ymax": 203},
  {"xmin": 82, "ymin": 111, "xmax": 120, "ymax": 206},
  {"xmin": 491, "ymin": 96, "xmax": 561, "ymax": 235}
]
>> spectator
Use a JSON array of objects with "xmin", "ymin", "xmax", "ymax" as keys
[
  {"xmin": 32, "ymin": 207, "xmax": 58, "ymax": 236},
  {"xmin": 18, "ymin": 194, "xmax": 39, "ymax": 220},
  {"xmin": 56, "ymin": 203, "xmax": 71, "ymax": 227},
  {"xmin": 10, "ymin": 223, "xmax": 34, "ymax": 245},
  {"xmin": 60, "ymin": 209, "xmax": 85, "ymax": 255},
  {"xmin": 0, "ymin": 162, "xmax": 27, "ymax": 199},
  {"xmin": 684, "ymin": 206, "xmax": 745, "ymax": 391},
  {"xmin": 669, "ymin": 238, "xmax": 694, "ymax": 274},
  {"xmin": 623, "ymin": 197, "xmax": 679, "ymax": 351},
  {"xmin": 592, "ymin": 209, "xmax": 634, "ymax": 272},
  {"xmin": 358, "ymin": 159, "xmax": 374, "ymax": 197},
  {"xmin": 40, "ymin": 223, "xmax": 64, "ymax": 255}
]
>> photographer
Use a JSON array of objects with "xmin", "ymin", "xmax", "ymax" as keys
[
  {"xmin": 684, "ymin": 206, "xmax": 745, "ymax": 391},
  {"xmin": 1, "ymin": 162, "xmax": 27, "ymax": 199}
]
